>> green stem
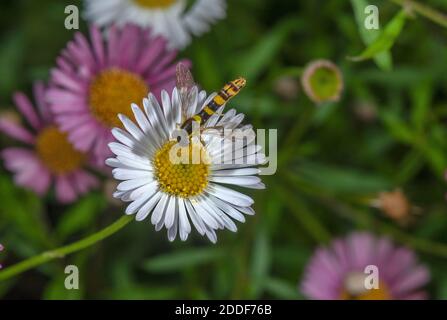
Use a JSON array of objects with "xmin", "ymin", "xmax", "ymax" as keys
[
  {"xmin": 0, "ymin": 215, "xmax": 133, "ymax": 282},
  {"xmin": 390, "ymin": 0, "xmax": 447, "ymax": 28},
  {"xmin": 275, "ymin": 177, "xmax": 331, "ymax": 244},
  {"xmin": 278, "ymin": 105, "xmax": 314, "ymax": 167}
]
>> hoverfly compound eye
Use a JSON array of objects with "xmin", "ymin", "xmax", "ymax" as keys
[{"xmin": 235, "ymin": 78, "xmax": 247, "ymax": 89}]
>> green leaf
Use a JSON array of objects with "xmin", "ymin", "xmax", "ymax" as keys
[
  {"xmin": 295, "ymin": 162, "xmax": 391, "ymax": 194},
  {"xmin": 275, "ymin": 183, "xmax": 331, "ymax": 243},
  {"xmin": 395, "ymin": 150, "xmax": 424, "ymax": 184},
  {"xmin": 438, "ymin": 275, "xmax": 447, "ymax": 300},
  {"xmin": 350, "ymin": 0, "xmax": 393, "ymax": 70},
  {"xmin": 419, "ymin": 142, "xmax": 446, "ymax": 177},
  {"xmin": 410, "ymin": 80, "xmax": 433, "ymax": 131},
  {"xmin": 142, "ymin": 248, "xmax": 224, "ymax": 273},
  {"xmin": 56, "ymin": 193, "xmax": 106, "ymax": 241},
  {"xmin": 108, "ymin": 285, "xmax": 179, "ymax": 300},
  {"xmin": 0, "ymin": 31, "xmax": 25, "ymax": 97},
  {"xmin": 264, "ymin": 278, "xmax": 301, "ymax": 299},
  {"xmin": 0, "ymin": 175, "xmax": 52, "ymax": 249},
  {"xmin": 249, "ymin": 227, "xmax": 271, "ymax": 298},
  {"xmin": 192, "ymin": 42, "xmax": 224, "ymax": 90},
  {"xmin": 382, "ymin": 112, "xmax": 415, "ymax": 144},
  {"xmin": 349, "ymin": 10, "xmax": 407, "ymax": 63},
  {"xmin": 43, "ymin": 272, "xmax": 84, "ymax": 300}
]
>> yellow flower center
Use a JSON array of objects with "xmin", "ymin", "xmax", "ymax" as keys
[
  {"xmin": 89, "ymin": 68, "xmax": 149, "ymax": 128},
  {"xmin": 134, "ymin": 0, "xmax": 176, "ymax": 9},
  {"xmin": 340, "ymin": 272, "xmax": 392, "ymax": 300},
  {"xmin": 153, "ymin": 140, "xmax": 210, "ymax": 198},
  {"xmin": 36, "ymin": 126, "xmax": 85, "ymax": 174}
]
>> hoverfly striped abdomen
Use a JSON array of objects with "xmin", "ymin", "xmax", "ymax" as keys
[{"xmin": 180, "ymin": 78, "xmax": 246, "ymax": 135}]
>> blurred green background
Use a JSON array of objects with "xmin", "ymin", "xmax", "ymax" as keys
[{"xmin": 1, "ymin": 0, "xmax": 447, "ymax": 299}]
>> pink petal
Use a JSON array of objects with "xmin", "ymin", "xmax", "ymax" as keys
[
  {"xmin": 50, "ymin": 68, "xmax": 86, "ymax": 93},
  {"xmin": 68, "ymin": 122, "xmax": 100, "ymax": 151},
  {"xmin": 16, "ymin": 163, "xmax": 51, "ymax": 195},
  {"xmin": 89, "ymin": 25, "xmax": 106, "ymax": 69},
  {"xmin": 149, "ymin": 50, "xmax": 178, "ymax": 75},
  {"xmin": 72, "ymin": 170, "xmax": 99, "ymax": 194},
  {"xmin": 33, "ymin": 81, "xmax": 52, "ymax": 124},
  {"xmin": 55, "ymin": 175, "xmax": 78, "ymax": 204},
  {"xmin": 0, "ymin": 119, "xmax": 35, "ymax": 144},
  {"xmin": 400, "ymin": 291, "xmax": 428, "ymax": 300},
  {"xmin": 135, "ymin": 36, "xmax": 167, "ymax": 73},
  {"xmin": 13, "ymin": 92, "xmax": 42, "ymax": 129},
  {"xmin": 392, "ymin": 266, "xmax": 430, "ymax": 296},
  {"xmin": 74, "ymin": 32, "xmax": 96, "ymax": 73},
  {"xmin": 1, "ymin": 148, "xmax": 51, "ymax": 195},
  {"xmin": 107, "ymin": 25, "xmax": 120, "ymax": 67},
  {"xmin": 118, "ymin": 24, "xmax": 140, "ymax": 69}
]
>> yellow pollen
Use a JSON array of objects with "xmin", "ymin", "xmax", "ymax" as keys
[
  {"xmin": 153, "ymin": 141, "xmax": 210, "ymax": 198},
  {"xmin": 134, "ymin": 0, "xmax": 176, "ymax": 9},
  {"xmin": 36, "ymin": 126, "xmax": 85, "ymax": 174},
  {"xmin": 340, "ymin": 273, "xmax": 392, "ymax": 300},
  {"xmin": 89, "ymin": 68, "xmax": 149, "ymax": 128}
]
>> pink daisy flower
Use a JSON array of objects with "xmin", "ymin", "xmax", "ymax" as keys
[
  {"xmin": 47, "ymin": 24, "xmax": 189, "ymax": 165},
  {"xmin": 301, "ymin": 232, "xmax": 430, "ymax": 300},
  {"xmin": 0, "ymin": 82, "xmax": 99, "ymax": 204}
]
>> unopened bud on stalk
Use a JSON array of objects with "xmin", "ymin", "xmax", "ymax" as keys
[{"xmin": 301, "ymin": 59, "xmax": 343, "ymax": 104}]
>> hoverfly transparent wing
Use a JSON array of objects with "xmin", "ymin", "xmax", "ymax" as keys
[
  {"xmin": 201, "ymin": 126, "xmax": 255, "ymax": 141},
  {"xmin": 176, "ymin": 63, "xmax": 196, "ymax": 122}
]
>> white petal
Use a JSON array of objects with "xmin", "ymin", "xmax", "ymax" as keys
[
  {"xmin": 118, "ymin": 114, "xmax": 145, "ymax": 141},
  {"xmin": 117, "ymin": 176, "xmax": 152, "ymax": 191},
  {"xmin": 149, "ymin": 93, "xmax": 170, "ymax": 137},
  {"xmin": 243, "ymin": 182, "xmax": 266, "ymax": 189},
  {"xmin": 112, "ymin": 168, "xmax": 152, "ymax": 180},
  {"xmin": 202, "ymin": 196, "xmax": 237, "ymax": 232},
  {"xmin": 125, "ymin": 189, "xmax": 156, "ymax": 215},
  {"xmin": 111, "ymin": 128, "xmax": 138, "ymax": 148},
  {"xmin": 198, "ymin": 196, "xmax": 225, "ymax": 229},
  {"xmin": 143, "ymin": 97, "xmax": 169, "ymax": 141},
  {"xmin": 132, "ymin": 103, "xmax": 163, "ymax": 149},
  {"xmin": 136, "ymin": 191, "xmax": 162, "ymax": 221},
  {"xmin": 110, "ymin": 142, "xmax": 153, "ymax": 161},
  {"xmin": 209, "ymin": 175, "xmax": 261, "ymax": 186},
  {"xmin": 178, "ymin": 198, "xmax": 191, "ymax": 239},
  {"xmin": 164, "ymin": 196, "xmax": 177, "ymax": 229},
  {"xmin": 233, "ymin": 205, "xmax": 255, "ymax": 216},
  {"xmin": 167, "ymin": 212, "xmax": 179, "ymax": 242},
  {"xmin": 204, "ymin": 225, "xmax": 217, "ymax": 244},
  {"xmin": 161, "ymin": 90, "xmax": 175, "ymax": 132},
  {"xmin": 206, "ymin": 184, "xmax": 254, "ymax": 207},
  {"xmin": 129, "ymin": 180, "xmax": 158, "ymax": 201},
  {"xmin": 116, "ymin": 155, "xmax": 152, "ymax": 170},
  {"xmin": 212, "ymin": 168, "xmax": 260, "ymax": 176},
  {"xmin": 190, "ymin": 199, "xmax": 219, "ymax": 229},
  {"xmin": 151, "ymin": 193, "xmax": 169, "ymax": 225},
  {"xmin": 185, "ymin": 199, "xmax": 206, "ymax": 235},
  {"xmin": 208, "ymin": 195, "xmax": 246, "ymax": 223}
]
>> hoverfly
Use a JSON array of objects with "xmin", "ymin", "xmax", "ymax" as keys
[{"xmin": 175, "ymin": 63, "xmax": 249, "ymax": 144}]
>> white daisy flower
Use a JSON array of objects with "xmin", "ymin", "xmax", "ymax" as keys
[
  {"xmin": 107, "ymin": 87, "xmax": 265, "ymax": 243},
  {"xmin": 84, "ymin": 0, "xmax": 227, "ymax": 49}
]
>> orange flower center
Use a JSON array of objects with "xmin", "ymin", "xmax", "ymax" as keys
[
  {"xmin": 339, "ymin": 272, "xmax": 392, "ymax": 300},
  {"xmin": 133, "ymin": 0, "xmax": 176, "ymax": 9},
  {"xmin": 36, "ymin": 126, "xmax": 85, "ymax": 174},
  {"xmin": 153, "ymin": 140, "xmax": 210, "ymax": 198},
  {"xmin": 89, "ymin": 68, "xmax": 149, "ymax": 128}
]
